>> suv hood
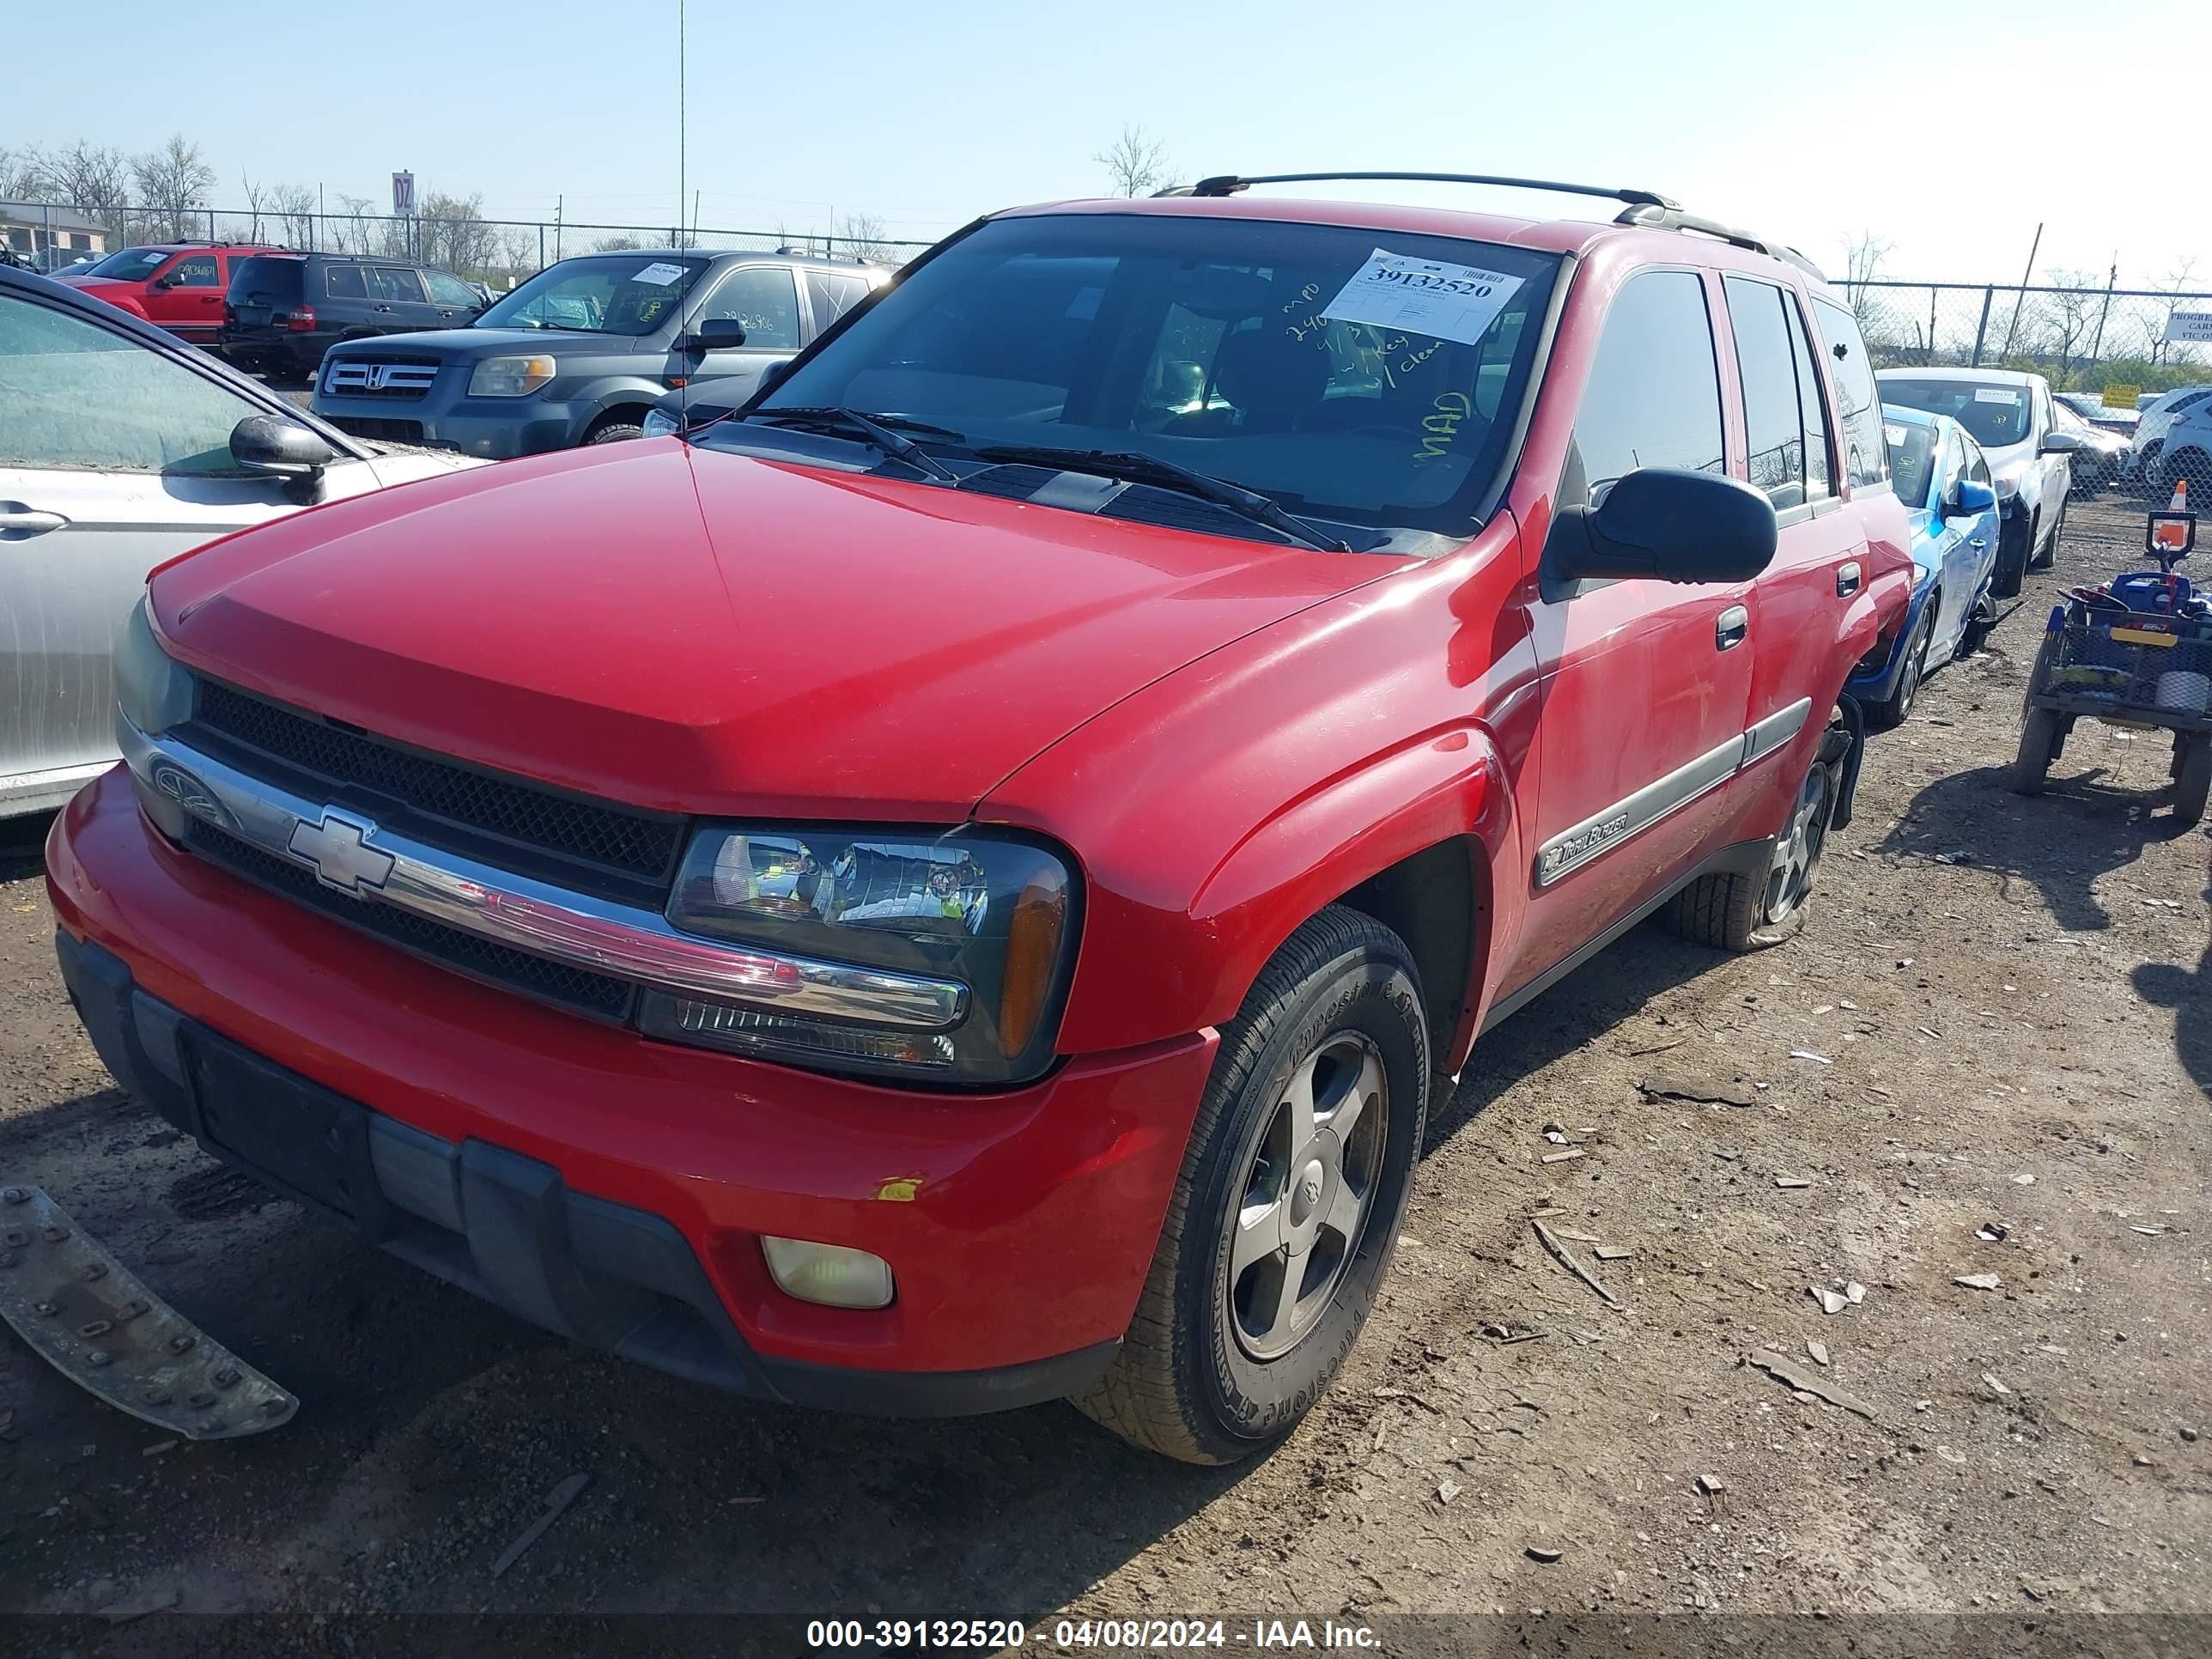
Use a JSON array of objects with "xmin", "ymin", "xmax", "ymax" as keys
[
  {"xmin": 322, "ymin": 325, "xmax": 651, "ymax": 361},
  {"xmin": 149, "ymin": 441, "xmax": 1389, "ymax": 821}
]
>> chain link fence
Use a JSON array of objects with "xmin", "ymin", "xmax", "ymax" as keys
[
  {"xmin": 10, "ymin": 202, "xmax": 936, "ymax": 283},
  {"xmin": 1840, "ymin": 278, "xmax": 2212, "ymax": 395}
]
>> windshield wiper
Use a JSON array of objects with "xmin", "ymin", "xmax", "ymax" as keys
[
  {"xmin": 744, "ymin": 407, "xmax": 963, "ymax": 484},
  {"xmin": 970, "ymin": 443, "xmax": 1349, "ymax": 552}
]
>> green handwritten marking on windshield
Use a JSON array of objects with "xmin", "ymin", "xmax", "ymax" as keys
[{"xmin": 1415, "ymin": 391, "xmax": 1474, "ymax": 464}]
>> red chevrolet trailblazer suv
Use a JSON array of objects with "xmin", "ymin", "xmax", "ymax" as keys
[
  {"xmin": 57, "ymin": 241, "xmax": 288, "ymax": 344},
  {"xmin": 49, "ymin": 173, "xmax": 1911, "ymax": 1464}
]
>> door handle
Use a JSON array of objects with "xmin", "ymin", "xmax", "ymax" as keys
[
  {"xmin": 1716, "ymin": 605, "xmax": 1748, "ymax": 652},
  {"xmin": 0, "ymin": 503, "xmax": 69, "ymax": 538},
  {"xmin": 1835, "ymin": 561, "xmax": 1863, "ymax": 596}
]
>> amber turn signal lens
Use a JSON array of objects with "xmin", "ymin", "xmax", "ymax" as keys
[{"xmin": 999, "ymin": 867, "xmax": 1069, "ymax": 1058}]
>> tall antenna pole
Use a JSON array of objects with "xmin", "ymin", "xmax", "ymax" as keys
[
  {"xmin": 678, "ymin": 0, "xmax": 687, "ymax": 249},
  {"xmin": 1998, "ymin": 221, "xmax": 2043, "ymax": 361}
]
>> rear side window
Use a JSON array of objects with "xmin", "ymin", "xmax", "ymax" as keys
[
  {"xmin": 323, "ymin": 264, "xmax": 366, "ymax": 299},
  {"xmin": 1723, "ymin": 277, "xmax": 1805, "ymax": 510},
  {"xmin": 1810, "ymin": 296, "xmax": 1888, "ymax": 491},
  {"xmin": 1566, "ymin": 269, "xmax": 1724, "ymax": 507},
  {"xmin": 805, "ymin": 270, "xmax": 873, "ymax": 335}
]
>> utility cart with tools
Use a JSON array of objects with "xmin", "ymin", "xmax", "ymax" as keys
[{"xmin": 2012, "ymin": 507, "xmax": 2210, "ymax": 823}]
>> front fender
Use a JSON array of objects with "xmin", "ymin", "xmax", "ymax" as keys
[{"xmin": 563, "ymin": 377, "xmax": 670, "ymax": 441}]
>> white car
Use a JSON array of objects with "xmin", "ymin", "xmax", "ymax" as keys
[
  {"xmin": 2130, "ymin": 384, "xmax": 2212, "ymax": 483},
  {"xmin": 2151, "ymin": 400, "xmax": 2212, "ymax": 501},
  {"xmin": 1, "ymin": 265, "xmax": 485, "ymax": 820},
  {"xmin": 1875, "ymin": 367, "xmax": 2079, "ymax": 598}
]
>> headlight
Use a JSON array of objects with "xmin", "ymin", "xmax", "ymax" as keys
[
  {"xmin": 641, "ymin": 407, "xmax": 681, "ymax": 439},
  {"xmin": 467, "ymin": 355, "xmax": 556, "ymax": 398},
  {"xmin": 645, "ymin": 826, "xmax": 1079, "ymax": 1085},
  {"xmin": 114, "ymin": 596, "xmax": 191, "ymax": 737}
]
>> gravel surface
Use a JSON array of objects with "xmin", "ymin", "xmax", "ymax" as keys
[{"xmin": 0, "ymin": 495, "xmax": 2205, "ymax": 1636}]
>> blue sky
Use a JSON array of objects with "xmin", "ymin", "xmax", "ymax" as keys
[{"xmin": 11, "ymin": 0, "xmax": 2209, "ymax": 285}]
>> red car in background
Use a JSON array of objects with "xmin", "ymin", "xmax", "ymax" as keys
[
  {"xmin": 49, "ymin": 173, "xmax": 1912, "ymax": 1464},
  {"xmin": 56, "ymin": 241, "xmax": 284, "ymax": 344}
]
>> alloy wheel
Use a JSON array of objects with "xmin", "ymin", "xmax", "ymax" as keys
[
  {"xmin": 1760, "ymin": 761, "xmax": 1836, "ymax": 927},
  {"xmin": 1224, "ymin": 1033, "xmax": 1388, "ymax": 1361}
]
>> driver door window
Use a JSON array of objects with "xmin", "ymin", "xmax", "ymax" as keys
[
  {"xmin": 168, "ymin": 255, "xmax": 220, "ymax": 289},
  {"xmin": 699, "ymin": 267, "xmax": 800, "ymax": 349},
  {"xmin": 0, "ymin": 289, "xmax": 260, "ymax": 474}
]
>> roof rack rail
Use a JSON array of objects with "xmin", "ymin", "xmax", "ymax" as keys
[
  {"xmin": 1164, "ymin": 173, "xmax": 1826, "ymax": 283},
  {"xmin": 1613, "ymin": 203, "xmax": 1826, "ymax": 282},
  {"xmin": 1172, "ymin": 172, "xmax": 1679, "ymax": 210}
]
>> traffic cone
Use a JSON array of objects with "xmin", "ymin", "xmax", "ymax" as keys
[{"xmin": 2171, "ymin": 477, "xmax": 2191, "ymax": 514}]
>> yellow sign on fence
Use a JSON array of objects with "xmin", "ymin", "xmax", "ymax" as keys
[{"xmin": 2103, "ymin": 383, "xmax": 2142, "ymax": 410}]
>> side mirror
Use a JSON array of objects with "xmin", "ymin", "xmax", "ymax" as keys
[
  {"xmin": 231, "ymin": 415, "xmax": 337, "ymax": 480},
  {"xmin": 2038, "ymin": 429, "xmax": 2083, "ymax": 456},
  {"xmin": 1945, "ymin": 478, "xmax": 1998, "ymax": 519},
  {"xmin": 1545, "ymin": 468, "xmax": 1777, "ymax": 586},
  {"xmin": 681, "ymin": 317, "xmax": 748, "ymax": 355}
]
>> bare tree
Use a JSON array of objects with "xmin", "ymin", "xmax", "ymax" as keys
[
  {"xmin": 2040, "ymin": 267, "xmax": 2102, "ymax": 380},
  {"xmin": 131, "ymin": 135, "xmax": 216, "ymax": 240},
  {"xmin": 592, "ymin": 234, "xmax": 642, "ymax": 252},
  {"xmin": 240, "ymin": 170, "xmax": 270, "ymax": 241},
  {"xmin": 331, "ymin": 193, "xmax": 375, "ymax": 256},
  {"xmin": 416, "ymin": 191, "xmax": 501, "ymax": 275},
  {"xmin": 21, "ymin": 141, "xmax": 131, "ymax": 212},
  {"xmin": 267, "ymin": 183, "xmax": 317, "ymax": 250},
  {"xmin": 832, "ymin": 210, "xmax": 898, "ymax": 267},
  {"xmin": 2149, "ymin": 256, "xmax": 2202, "ymax": 368},
  {"xmin": 0, "ymin": 147, "xmax": 39, "ymax": 200},
  {"xmin": 1094, "ymin": 124, "xmax": 1176, "ymax": 198}
]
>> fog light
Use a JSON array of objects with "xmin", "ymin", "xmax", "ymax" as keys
[{"xmin": 761, "ymin": 1237, "xmax": 895, "ymax": 1310}]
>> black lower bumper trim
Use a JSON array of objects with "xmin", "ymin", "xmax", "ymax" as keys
[{"xmin": 52, "ymin": 930, "xmax": 1109, "ymax": 1418}]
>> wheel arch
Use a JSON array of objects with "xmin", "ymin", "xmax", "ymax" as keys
[{"xmin": 1176, "ymin": 725, "xmax": 1513, "ymax": 1079}]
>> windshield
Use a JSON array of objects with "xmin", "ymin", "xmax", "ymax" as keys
[
  {"xmin": 743, "ymin": 213, "xmax": 1562, "ymax": 538},
  {"xmin": 477, "ymin": 254, "xmax": 708, "ymax": 335},
  {"xmin": 1883, "ymin": 416, "xmax": 1939, "ymax": 509},
  {"xmin": 1880, "ymin": 377, "xmax": 2033, "ymax": 451},
  {"xmin": 84, "ymin": 246, "xmax": 173, "ymax": 279}
]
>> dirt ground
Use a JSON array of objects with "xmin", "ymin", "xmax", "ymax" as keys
[{"xmin": 0, "ymin": 495, "xmax": 2206, "ymax": 1649}]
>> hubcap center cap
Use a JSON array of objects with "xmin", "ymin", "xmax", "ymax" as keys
[{"xmin": 1290, "ymin": 1159, "xmax": 1326, "ymax": 1224}]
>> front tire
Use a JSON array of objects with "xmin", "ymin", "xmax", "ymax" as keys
[
  {"xmin": 1865, "ymin": 602, "xmax": 1934, "ymax": 730},
  {"xmin": 585, "ymin": 421, "xmax": 645, "ymax": 446},
  {"xmin": 1075, "ymin": 906, "xmax": 1429, "ymax": 1465},
  {"xmin": 2032, "ymin": 501, "xmax": 2062, "ymax": 570},
  {"xmin": 1991, "ymin": 514, "xmax": 2030, "ymax": 598}
]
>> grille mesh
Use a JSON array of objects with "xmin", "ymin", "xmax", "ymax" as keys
[
  {"xmin": 191, "ymin": 681, "xmax": 682, "ymax": 884},
  {"xmin": 186, "ymin": 823, "xmax": 635, "ymax": 1020}
]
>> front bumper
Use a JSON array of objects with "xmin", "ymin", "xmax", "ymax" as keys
[
  {"xmin": 47, "ymin": 769, "xmax": 1216, "ymax": 1413},
  {"xmin": 309, "ymin": 384, "xmax": 583, "ymax": 459}
]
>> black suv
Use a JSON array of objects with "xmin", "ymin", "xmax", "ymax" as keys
[
  {"xmin": 308, "ymin": 248, "xmax": 883, "ymax": 458},
  {"xmin": 220, "ymin": 253, "xmax": 488, "ymax": 383}
]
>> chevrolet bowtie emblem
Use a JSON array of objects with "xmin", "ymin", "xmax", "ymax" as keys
[{"xmin": 288, "ymin": 808, "xmax": 394, "ymax": 896}]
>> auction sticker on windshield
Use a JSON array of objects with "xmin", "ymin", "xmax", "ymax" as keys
[
  {"xmin": 1321, "ymin": 248, "xmax": 1523, "ymax": 347},
  {"xmin": 633, "ymin": 263, "xmax": 689, "ymax": 286}
]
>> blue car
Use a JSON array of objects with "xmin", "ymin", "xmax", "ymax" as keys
[{"xmin": 1850, "ymin": 405, "xmax": 2002, "ymax": 727}]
